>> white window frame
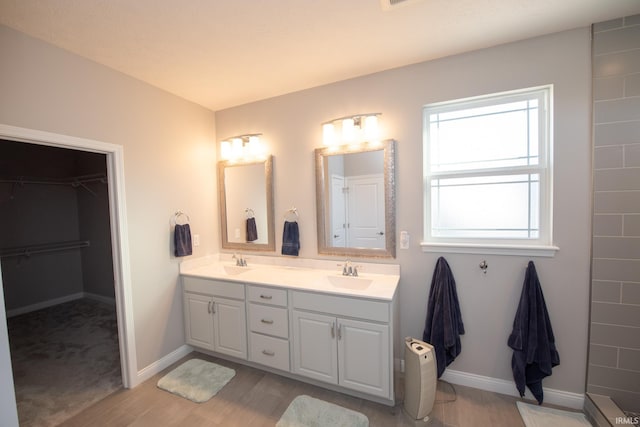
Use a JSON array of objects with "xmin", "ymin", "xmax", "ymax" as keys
[{"xmin": 421, "ymin": 86, "xmax": 558, "ymax": 257}]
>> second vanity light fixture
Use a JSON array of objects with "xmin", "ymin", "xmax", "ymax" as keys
[
  {"xmin": 322, "ymin": 113, "xmax": 381, "ymax": 147},
  {"xmin": 220, "ymin": 134, "xmax": 266, "ymax": 162}
]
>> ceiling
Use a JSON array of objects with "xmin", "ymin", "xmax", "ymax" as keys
[{"xmin": 1, "ymin": 0, "xmax": 639, "ymax": 111}]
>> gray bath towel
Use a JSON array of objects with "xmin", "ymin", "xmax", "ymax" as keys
[{"xmin": 174, "ymin": 223, "xmax": 192, "ymax": 257}]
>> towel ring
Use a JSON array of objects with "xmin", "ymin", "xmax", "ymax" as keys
[
  {"xmin": 245, "ymin": 208, "xmax": 255, "ymax": 219},
  {"xmin": 284, "ymin": 207, "xmax": 299, "ymax": 222},
  {"xmin": 172, "ymin": 211, "xmax": 190, "ymax": 226}
]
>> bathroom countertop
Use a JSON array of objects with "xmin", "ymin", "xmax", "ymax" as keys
[{"xmin": 180, "ymin": 256, "xmax": 400, "ymax": 301}]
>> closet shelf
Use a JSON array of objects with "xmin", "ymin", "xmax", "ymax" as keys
[
  {"xmin": 0, "ymin": 240, "xmax": 90, "ymax": 258},
  {"xmin": 0, "ymin": 173, "xmax": 107, "ymax": 197}
]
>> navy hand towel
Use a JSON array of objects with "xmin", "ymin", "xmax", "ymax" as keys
[
  {"xmin": 281, "ymin": 221, "xmax": 300, "ymax": 256},
  {"xmin": 508, "ymin": 261, "xmax": 559, "ymax": 404},
  {"xmin": 423, "ymin": 257, "xmax": 465, "ymax": 378},
  {"xmin": 246, "ymin": 217, "xmax": 258, "ymax": 242},
  {"xmin": 174, "ymin": 223, "xmax": 193, "ymax": 257}
]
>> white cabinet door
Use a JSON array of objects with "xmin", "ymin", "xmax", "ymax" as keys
[
  {"xmin": 338, "ymin": 318, "xmax": 390, "ymax": 398},
  {"xmin": 184, "ymin": 292, "xmax": 215, "ymax": 351},
  {"xmin": 292, "ymin": 310, "xmax": 338, "ymax": 384},
  {"xmin": 214, "ymin": 297, "xmax": 247, "ymax": 360}
]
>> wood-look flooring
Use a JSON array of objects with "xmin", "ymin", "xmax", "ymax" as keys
[{"xmin": 61, "ymin": 351, "xmax": 539, "ymax": 427}]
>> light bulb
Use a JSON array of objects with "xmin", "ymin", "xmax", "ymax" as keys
[
  {"xmin": 221, "ymin": 140, "xmax": 231, "ymax": 160},
  {"xmin": 231, "ymin": 138, "xmax": 243, "ymax": 160},
  {"xmin": 364, "ymin": 115, "xmax": 380, "ymax": 142},
  {"xmin": 342, "ymin": 118, "xmax": 355, "ymax": 143},
  {"xmin": 323, "ymin": 123, "xmax": 336, "ymax": 146}
]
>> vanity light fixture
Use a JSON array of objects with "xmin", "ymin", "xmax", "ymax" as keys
[
  {"xmin": 322, "ymin": 113, "xmax": 381, "ymax": 147},
  {"xmin": 220, "ymin": 133, "xmax": 265, "ymax": 161}
]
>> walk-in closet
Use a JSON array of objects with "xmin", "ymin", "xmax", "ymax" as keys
[{"xmin": 0, "ymin": 139, "xmax": 122, "ymax": 426}]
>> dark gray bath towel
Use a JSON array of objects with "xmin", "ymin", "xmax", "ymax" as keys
[
  {"xmin": 508, "ymin": 261, "xmax": 559, "ymax": 404},
  {"xmin": 246, "ymin": 217, "xmax": 258, "ymax": 242},
  {"xmin": 174, "ymin": 223, "xmax": 192, "ymax": 257},
  {"xmin": 423, "ymin": 257, "xmax": 465, "ymax": 378},
  {"xmin": 281, "ymin": 221, "xmax": 300, "ymax": 256}
]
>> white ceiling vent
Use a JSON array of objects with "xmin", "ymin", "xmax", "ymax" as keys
[{"xmin": 380, "ymin": 0, "xmax": 426, "ymax": 11}]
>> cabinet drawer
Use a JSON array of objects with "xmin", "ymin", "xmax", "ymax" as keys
[
  {"xmin": 247, "ymin": 285, "xmax": 287, "ymax": 307},
  {"xmin": 291, "ymin": 291, "xmax": 389, "ymax": 323},
  {"xmin": 249, "ymin": 332, "xmax": 290, "ymax": 372},
  {"xmin": 249, "ymin": 303, "xmax": 289, "ymax": 338},
  {"xmin": 183, "ymin": 276, "xmax": 245, "ymax": 300}
]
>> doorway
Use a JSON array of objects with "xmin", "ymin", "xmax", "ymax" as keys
[{"xmin": 0, "ymin": 124, "xmax": 135, "ymax": 425}]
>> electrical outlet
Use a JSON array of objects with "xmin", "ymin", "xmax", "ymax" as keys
[
  {"xmin": 400, "ymin": 231, "xmax": 410, "ymax": 249},
  {"xmin": 193, "ymin": 234, "xmax": 200, "ymax": 247}
]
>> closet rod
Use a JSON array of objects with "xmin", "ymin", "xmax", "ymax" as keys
[
  {"xmin": 0, "ymin": 240, "xmax": 90, "ymax": 258},
  {"xmin": 0, "ymin": 174, "xmax": 106, "ymax": 197},
  {"xmin": 0, "ymin": 174, "xmax": 106, "ymax": 186}
]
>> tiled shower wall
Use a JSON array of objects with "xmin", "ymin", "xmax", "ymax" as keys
[{"xmin": 589, "ymin": 14, "xmax": 640, "ymax": 413}]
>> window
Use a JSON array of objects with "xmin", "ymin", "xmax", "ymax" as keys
[{"xmin": 422, "ymin": 86, "xmax": 556, "ymax": 256}]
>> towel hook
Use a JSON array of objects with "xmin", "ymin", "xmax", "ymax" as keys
[
  {"xmin": 284, "ymin": 206, "xmax": 299, "ymax": 221},
  {"xmin": 479, "ymin": 260, "xmax": 488, "ymax": 274},
  {"xmin": 172, "ymin": 211, "xmax": 190, "ymax": 226},
  {"xmin": 245, "ymin": 208, "xmax": 255, "ymax": 219}
]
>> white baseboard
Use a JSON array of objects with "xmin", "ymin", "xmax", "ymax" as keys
[
  {"xmin": 441, "ymin": 369, "xmax": 585, "ymax": 409},
  {"xmin": 83, "ymin": 292, "xmax": 116, "ymax": 305},
  {"xmin": 6, "ymin": 292, "xmax": 85, "ymax": 317},
  {"xmin": 6, "ymin": 292, "xmax": 116, "ymax": 317},
  {"xmin": 135, "ymin": 345, "xmax": 193, "ymax": 386}
]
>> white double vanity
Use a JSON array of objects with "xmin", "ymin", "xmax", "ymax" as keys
[{"xmin": 180, "ymin": 255, "xmax": 400, "ymax": 405}]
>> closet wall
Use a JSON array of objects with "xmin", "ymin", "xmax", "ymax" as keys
[{"xmin": 0, "ymin": 139, "xmax": 113, "ymax": 314}]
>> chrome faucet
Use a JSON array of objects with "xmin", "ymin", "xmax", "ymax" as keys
[
  {"xmin": 232, "ymin": 253, "xmax": 247, "ymax": 267},
  {"xmin": 341, "ymin": 260, "xmax": 358, "ymax": 276}
]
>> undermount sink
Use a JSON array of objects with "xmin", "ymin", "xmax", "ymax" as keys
[
  {"xmin": 327, "ymin": 275, "xmax": 373, "ymax": 290},
  {"xmin": 223, "ymin": 265, "xmax": 252, "ymax": 275}
]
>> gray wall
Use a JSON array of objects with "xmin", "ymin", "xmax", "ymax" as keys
[
  {"xmin": 0, "ymin": 24, "xmax": 218, "ymax": 371},
  {"xmin": 217, "ymin": 28, "xmax": 593, "ymax": 396},
  {"xmin": 588, "ymin": 15, "xmax": 640, "ymax": 413},
  {"xmin": 0, "ymin": 180, "xmax": 84, "ymax": 310}
]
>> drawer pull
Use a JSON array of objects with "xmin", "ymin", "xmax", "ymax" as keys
[
  {"xmin": 260, "ymin": 294, "xmax": 273, "ymax": 300},
  {"xmin": 262, "ymin": 349, "xmax": 275, "ymax": 356},
  {"xmin": 261, "ymin": 319, "xmax": 274, "ymax": 324}
]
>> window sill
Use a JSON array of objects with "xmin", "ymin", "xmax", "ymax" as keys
[{"xmin": 420, "ymin": 242, "xmax": 559, "ymax": 257}]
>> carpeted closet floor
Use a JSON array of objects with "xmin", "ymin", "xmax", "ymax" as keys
[{"xmin": 7, "ymin": 298, "xmax": 122, "ymax": 427}]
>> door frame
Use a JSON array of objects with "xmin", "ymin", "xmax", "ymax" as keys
[{"xmin": 0, "ymin": 124, "xmax": 137, "ymax": 392}]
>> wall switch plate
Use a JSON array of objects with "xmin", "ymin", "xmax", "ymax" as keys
[
  {"xmin": 193, "ymin": 234, "xmax": 200, "ymax": 247},
  {"xmin": 400, "ymin": 230, "xmax": 409, "ymax": 249},
  {"xmin": 235, "ymin": 228, "xmax": 241, "ymax": 239}
]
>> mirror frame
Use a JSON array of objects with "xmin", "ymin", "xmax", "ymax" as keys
[
  {"xmin": 315, "ymin": 139, "xmax": 396, "ymax": 258},
  {"xmin": 218, "ymin": 156, "xmax": 275, "ymax": 252}
]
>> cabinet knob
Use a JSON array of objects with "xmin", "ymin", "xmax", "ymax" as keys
[
  {"xmin": 207, "ymin": 301, "xmax": 212, "ymax": 314},
  {"xmin": 262, "ymin": 349, "xmax": 275, "ymax": 356},
  {"xmin": 261, "ymin": 319, "xmax": 274, "ymax": 325},
  {"xmin": 330, "ymin": 322, "xmax": 335, "ymax": 338},
  {"xmin": 260, "ymin": 294, "xmax": 273, "ymax": 300},
  {"xmin": 338, "ymin": 324, "xmax": 342, "ymax": 340}
]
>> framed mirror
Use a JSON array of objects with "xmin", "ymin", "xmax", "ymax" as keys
[
  {"xmin": 218, "ymin": 156, "xmax": 275, "ymax": 251},
  {"xmin": 315, "ymin": 140, "xmax": 396, "ymax": 258}
]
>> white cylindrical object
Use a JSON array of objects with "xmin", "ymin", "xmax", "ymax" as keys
[
  {"xmin": 342, "ymin": 118, "xmax": 356, "ymax": 143},
  {"xmin": 323, "ymin": 123, "xmax": 336, "ymax": 146},
  {"xmin": 404, "ymin": 338, "xmax": 437, "ymax": 420}
]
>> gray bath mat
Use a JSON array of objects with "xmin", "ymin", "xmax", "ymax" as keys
[
  {"xmin": 277, "ymin": 395, "xmax": 369, "ymax": 427},
  {"xmin": 157, "ymin": 358, "xmax": 235, "ymax": 403}
]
